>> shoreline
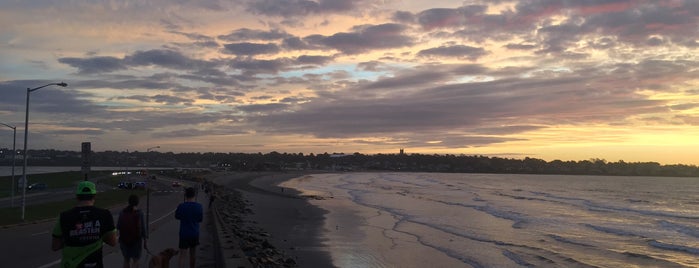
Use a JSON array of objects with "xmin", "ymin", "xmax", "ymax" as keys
[{"xmin": 206, "ymin": 171, "xmax": 335, "ymax": 267}]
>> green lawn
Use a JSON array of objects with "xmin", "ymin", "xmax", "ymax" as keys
[
  {"xmin": 0, "ymin": 188, "xmax": 146, "ymax": 226},
  {"xmin": 0, "ymin": 170, "xmax": 115, "ymax": 198}
]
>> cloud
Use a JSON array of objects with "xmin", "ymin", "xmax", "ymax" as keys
[
  {"xmin": 124, "ymin": 49, "xmax": 214, "ymax": 70},
  {"xmin": 58, "ymin": 56, "xmax": 126, "ymax": 74},
  {"xmin": 244, "ymin": 0, "xmax": 362, "ymax": 17},
  {"xmin": 112, "ymin": 94, "xmax": 194, "ymax": 106},
  {"xmin": 304, "ymin": 23, "xmax": 414, "ymax": 54},
  {"xmin": 222, "ymin": 42, "xmax": 281, "ymax": 55},
  {"xmin": 218, "ymin": 28, "xmax": 292, "ymax": 41},
  {"xmin": 296, "ymin": 55, "xmax": 333, "ymax": 65},
  {"xmin": 417, "ymin": 45, "xmax": 488, "ymax": 60}
]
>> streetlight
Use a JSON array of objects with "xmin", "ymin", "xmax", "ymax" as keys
[
  {"xmin": 0, "ymin": 122, "xmax": 17, "ymax": 207},
  {"xmin": 21, "ymin": 82, "xmax": 68, "ymax": 221},
  {"xmin": 144, "ymin": 145, "xmax": 159, "ymax": 239}
]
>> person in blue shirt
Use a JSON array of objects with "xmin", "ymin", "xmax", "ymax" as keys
[{"xmin": 175, "ymin": 187, "xmax": 203, "ymax": 268}]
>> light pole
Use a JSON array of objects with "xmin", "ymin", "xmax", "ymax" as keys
[
  {"xmin": 21, "ymin": 82, "xmax": 68, "ymax": 221},
  {"xmin": 145, "ymin": 146, "xmax": 158, "ymax": 239},
  {"xmin": 0, "ymin": 122, "xmax": 17, "ymax": 207}
]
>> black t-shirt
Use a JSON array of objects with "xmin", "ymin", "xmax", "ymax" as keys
[{"xmin": 52, "ymin": 206, "xmax": 116, "ymax": 268}]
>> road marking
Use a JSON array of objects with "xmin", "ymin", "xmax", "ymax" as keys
[
  {"xmin": 31, "ymin": 231, "xmax": 49, "ymax": 236},
  {"xmin": 151, "ymin": 208, "xmax": 177, "ymax": 224},
  {"xmin": 37, "ymin": 259, "xmax": 60, "ymax": 268}
]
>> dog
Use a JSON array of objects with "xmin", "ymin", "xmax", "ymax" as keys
[{"xmin": 148, "ymin": 248, "xmax": 179, "ymax": 268}]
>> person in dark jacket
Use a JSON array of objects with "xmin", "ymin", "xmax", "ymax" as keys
[{"xmin": 117, "ymin": 194, "xmax": 148, "ymax": 268}]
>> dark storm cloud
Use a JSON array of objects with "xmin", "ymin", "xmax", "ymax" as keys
[
  {"xmin": 222, "ymin": 42, "xmax": 281, "ymax": 55},
  {"xmin": 218, "ymin": 28, "xmax": 292, "ymax": 41},
  {"xmin": 58, "ymin": 56, "xmax": 126, "ymax": 74},
  {"xmin": 304, "ymin": 23, "xmax": 414, "ymax": 54},
  {"xmin": 244, "ymin": 0, "xmax": 361, "ymax": 17},
  {"xmin": 417, "ymin": 45, "xmax": 488, "ymax": 60}
]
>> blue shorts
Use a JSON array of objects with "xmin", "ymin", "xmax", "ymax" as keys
[
  {"xmin": 120, "ymin": 241, "xmax": 142, "ymax": 259},
  {"xmin": 179, "ymin": 236, "xmax": 199, "ymax": 249}
]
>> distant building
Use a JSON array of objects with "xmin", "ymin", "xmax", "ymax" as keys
[{"xmin": 400, "ymin": 148, "xmax": 404, "ymax": 155}]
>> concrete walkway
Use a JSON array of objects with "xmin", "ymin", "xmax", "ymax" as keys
[{"xmin": 104, "ymin": 197, "xmax": 220, "ymax": 268}]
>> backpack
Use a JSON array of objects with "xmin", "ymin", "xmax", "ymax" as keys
[{"xmin": 118, "ymin": 209, "xmax": 141, "ymax": 245}]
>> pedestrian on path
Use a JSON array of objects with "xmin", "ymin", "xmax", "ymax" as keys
[
  {"xmin": 208, "ymin": 191, "xmax": 216, "ymax": 209},
  {"xmin": 175, "ymin": 187, "xmax": 203, "ymax": 268},
  {"xmin": 51, "ymin": 181, "xmax": 117, "ymax": 268},
  {"xmin": 117, "ymin": 194, "xmax": 148, "ymax": 268}
]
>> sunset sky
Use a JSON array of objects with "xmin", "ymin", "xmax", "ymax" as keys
[{"xmin": 2, "ymin": 0, "xmax": 699, "ymax": 165}]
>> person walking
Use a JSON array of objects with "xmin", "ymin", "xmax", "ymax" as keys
[
  {"xmin": 52, "ymin": 181, "xmax": 117, "ymax": 268},
  {"xmin": 208, "ymin": 191, "xmax": 216, "ymax": 209},
  {"xmin": 175, "ymin": 187, "xmax": 203, "ymax": 268},
  {"xmin": 117, "ymin": 194, "xmax": 148, "ymax": 268}
]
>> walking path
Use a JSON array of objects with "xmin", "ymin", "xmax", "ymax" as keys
[{"xmin": 103, "ymin": 195, "xmax": 230, "ymax": 268}]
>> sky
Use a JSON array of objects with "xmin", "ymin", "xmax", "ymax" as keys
[{"xmin": 2, "ymin": 0, "xmax": 699, "ymax": 165}]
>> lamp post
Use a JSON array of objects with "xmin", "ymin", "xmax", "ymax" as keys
[
  {"xmin": 21, "ymin": 82, "xmax": 68, "ymax": 221},
  {"xmin": 0, "ymin": 122, "xmax": 17, "ymax": 207},
  {"xmin": 144, "ymin": 146, "xmax": 158, "ymax": 239}
]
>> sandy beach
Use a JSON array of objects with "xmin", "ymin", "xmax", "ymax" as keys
[{"xmin": 205, "ymin": 171, "xmax": 334, "ymax": 267}]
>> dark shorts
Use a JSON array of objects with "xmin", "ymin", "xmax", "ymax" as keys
[
  {"xmin": 120, "ymin": 241, "xmax": 142, "ymax": 259},
  {"xmin": 179, "ymin": 236, "xmax": 199, "ymax": 249}
]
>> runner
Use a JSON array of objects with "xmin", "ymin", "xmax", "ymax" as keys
[
  {"xmin": 51, "ymin": 181, "xmax": 117, "ymax": 268},
  {"xmin": 175, "ymin": 187, "xmax": 203, "ymax": 268}
]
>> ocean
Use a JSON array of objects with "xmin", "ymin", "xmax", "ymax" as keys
[{"xmin": 282, "ymin": 173, "xmax": 699, "ymax": 268}]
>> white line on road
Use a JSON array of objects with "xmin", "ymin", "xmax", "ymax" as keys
[
  {"xmin": 31, "ymin": 231, "xmax": 49, "ymax": 236},
  {"xmin": 151, "ymin": 208, "xmax": 177, "ymax": 224},
  {"xmin": 37, "ymin": 259, "xmax": 60, "ymax": 268}
]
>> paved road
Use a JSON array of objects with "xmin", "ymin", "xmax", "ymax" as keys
[
  {"xmin": 0, "ymin": 178, "xmax": 206, "ymax": 268},
  {"xmin": 1, "ymin": 175, "xmax": 162, "ymax": 208}
]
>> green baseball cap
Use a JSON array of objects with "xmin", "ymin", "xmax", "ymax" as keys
[{"xmin": 76, "ymin": 181, "xmax": 97, "ymax": 195}]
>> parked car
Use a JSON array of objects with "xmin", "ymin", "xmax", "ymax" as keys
[
  {"xmin": 118, "ymin": 181, "xmax": 134, "ymax": 189},
  {"xmin": 27, "ymin": 183, "xmax": 47, "ymax": 191},
  {"xmin": 171, "ymin": 181, "xmax": 181, "ymax": 187},
  {"xmin": 134, "ymin": 181, "xmax": 146, "ymax": 189}
]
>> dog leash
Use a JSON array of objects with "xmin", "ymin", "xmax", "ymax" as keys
[{"xmin": 144, "ymin": 241, "xmax": 157, "ymax": 257}]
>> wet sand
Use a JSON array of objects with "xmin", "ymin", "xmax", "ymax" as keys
[{"xmin": 206, "ymin": 171, "xmax": 335, "ymax": 267}]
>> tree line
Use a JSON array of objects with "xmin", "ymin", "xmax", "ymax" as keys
[{"xmin": 1, "ymin": 149, "xmax": 698, "ymax": 177}]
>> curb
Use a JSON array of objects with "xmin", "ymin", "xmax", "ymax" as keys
[
  {"xmin": 210, "ymin": 202, "xmax": 226, "ymax": 268},
  {"xmin": 211, "ymin": 187, "xmax": 252, "ymax": 268}
]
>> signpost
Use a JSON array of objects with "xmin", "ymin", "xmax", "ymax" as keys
[{"xmin": 81, "ymin": 142, "xmax": 91, "ymax": 181}]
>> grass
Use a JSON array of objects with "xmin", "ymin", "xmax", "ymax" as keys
[
  {"xmin": 0, "ymin": 170, "xmax": 116, "ymax": 198},
  {"xmin": 0, "ymin": 188, "xmax": 146, "ymax": 226}
]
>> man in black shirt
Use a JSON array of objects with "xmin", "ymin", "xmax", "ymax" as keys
[{"xmin": 52, "ymin": 181, "xmax": 117, "ymax": 268}]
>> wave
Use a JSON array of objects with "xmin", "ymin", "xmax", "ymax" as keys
[
  {"xmin": 648, "ymin": 240, "xmax": 699, "ymax": 255},
  {"xmin": 584, "ymin": 223, "xmax": 644, "ymax": 238},
  {"xmin": 658, "ymin": 220, "xmax": 699, "ymax": 238}
]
